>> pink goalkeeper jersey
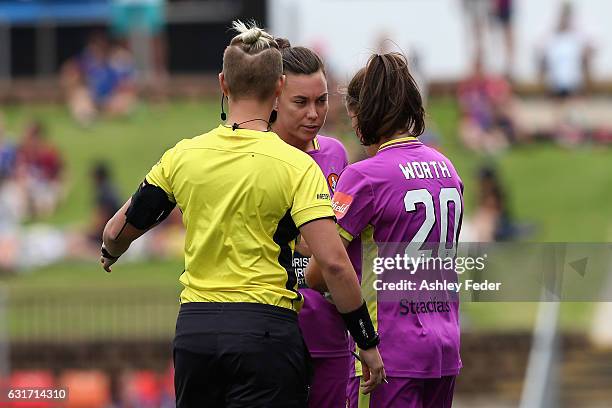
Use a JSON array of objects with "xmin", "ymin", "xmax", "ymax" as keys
[
  {"xmin": 296, "ymin": 135, "xmax": 351, "ymax": 358},
  {"xmin": 332, "ymin": 137, "xmax": 464, "ymax": 378}
]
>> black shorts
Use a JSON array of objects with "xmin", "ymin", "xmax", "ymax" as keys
[{"xmin": 173, "ymin": 302, "xmax": 312, "ymax": 408}]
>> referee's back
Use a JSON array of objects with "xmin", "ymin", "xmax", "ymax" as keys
[{"xmin": 146, "ymin": 124, "xmax": 334, "ymax": 312}]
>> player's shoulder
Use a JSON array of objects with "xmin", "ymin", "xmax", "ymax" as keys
[
  {"xmin": 316, "ymin": 135, "xmax": 348, "ymax": 154},
  {"xmin": 339, "ymin": 158, "xmax": 375, "ymax": 182}
]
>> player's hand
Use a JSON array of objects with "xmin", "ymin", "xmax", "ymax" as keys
[
  {"xmin": 359, "ymin": 347, "xmax": 386, "ymax": 394},
  {"xmin": 100, "ymin": 256, "xmax": 117, "ymax": 273},
  {"xmin": 100, "ymin": 246, "xmax": 119, "ymax": 273}
]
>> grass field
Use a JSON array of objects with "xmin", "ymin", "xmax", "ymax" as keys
[{"xmin": 1, "ymin": 97, "xmax": 610, "ymax": 337}]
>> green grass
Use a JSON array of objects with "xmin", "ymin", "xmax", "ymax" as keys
[
  {"xmin": 427, "ymin": 98, "xmax": 612, "ymax": 242},
  {"xmin": 4, "ymin": 98, "xmax": 611, "ymax": 239},
  {"xmin": 3, "ymin": 101, "xmax": 218, "ymax": 227},
  {"xmin": 4, "ymin": 259, "xmax": 183, "ymax": 289},
  {"xmin": 2, "ymin": 97, "xmax": 610, "ymax": 336}
]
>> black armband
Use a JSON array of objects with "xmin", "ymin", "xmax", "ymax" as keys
[
  {"xmin": 101, "ymin": 246, "xmax": 120, "ymax": 260},
  {"xmin": 341, "ymin": 301, "xmax": 380, "ymax": 350},
  {"xmin": 125, "ymin": 180, "xmax": 176, "ymax": 230}
]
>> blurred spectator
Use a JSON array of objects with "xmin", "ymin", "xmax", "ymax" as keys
[
  {"xmin": 462, "ymin": 165, "xmax": 534, "ymax": 242},
  {"xmin": 492, "ymin": 0, "xmax": 514, "ymax": 77},
  {"xmin": 536, "ymin": 2, "xmax": 595, "ymax": 146},
  {"xmin": 0, "ymin": 113, "xmax": 17, "ymax": 179},
  {"xmin": 61, "ymin": 31, "xmax": 137, "ymax": 126},
  {"xmin": 458, "ymin": 57, "xmax": 521, "ymax": 154},
  {"xmin": 473, "ymin": 166, "xmax": 512, "ymax": 241},
  {"xmin": 0, "ymin": 177, "xmax": 24, "ymax": 271},
  {"xmin": 462, "ymin": 0, "xmax": 490, "ymax": 64},
  {"xmin": 89, "ymin": 162, "xmax": 121, "ymax": 245},
  {"xmin": 16, "ymin": 121, "xmax": 64, "ymax": 218},
  {"xmin": 84, "ymin": 163, "xmax": 183, "ymax": 261},
  {"xmin": 538, "ymin": 2, "xmax": 594, "ymax": 98},
  {"xmin": 111, "ymin": 0, "xmax": 167, "ymax": 87}
]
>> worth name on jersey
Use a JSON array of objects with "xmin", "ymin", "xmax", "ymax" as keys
[{"xmin": 399, "ymin": 161, "xmax": 452, "ymax": 180}]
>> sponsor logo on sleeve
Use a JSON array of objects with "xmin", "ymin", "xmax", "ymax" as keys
[
  {"xmin": 327, "ymin": 173, "xmax": 339, "ymax": 192},
  {"xmin": 331, "ymin": 191, "xmax": 353, "ymax": 219},
  {"xmin": 317, "ymin": 193, "xmax": 331, "ymax": 200}
]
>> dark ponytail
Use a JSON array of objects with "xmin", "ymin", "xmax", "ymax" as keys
[
  {"xmin": 346, "ymin": 52, "xmax": 425, "ymax": 146},
  {"xmin": 275, "ymin": 37, "xmax": 326, "ymax": 76}
]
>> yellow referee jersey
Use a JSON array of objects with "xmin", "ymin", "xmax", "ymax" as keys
[{"xmin": 145, "ymin": 125, "xmax": 334, "ymax": 311}]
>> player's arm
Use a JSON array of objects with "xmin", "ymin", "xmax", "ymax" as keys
[
  {"xmin": 294, "ymin": 162, "xmax": 385, "ymax": 392},
  {"xmin": 299, "ymin": 219, "xmax": 385, "ymax": 394},
  {"xmin": 101, "ymin": 198, "xmax": 140, "ymax": 271},
  {"xmin": 294, "ymin": 235, "xmax": 312, "ymax": 257},
  {"xmin": 304, "ymin": 234, "xmax": 349, "ymax": 292},
  {"xmin": 306, "ymin": 165, "xmax": 368, "ymax": 293},
  {"xmin": 100, "ymin": 180, "xmax": 175, "ymax": 272},
  {"xmin": 101, "ymin": 144, "xmax": 178, "ymax": 272},
  {"xmin": 300, "ymin": 219, "xmax": 357, "ymax": 311}
]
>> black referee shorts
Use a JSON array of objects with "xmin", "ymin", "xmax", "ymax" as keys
[{"xmin": 173, "ymin": 302, "xmax": 312, "ymax": 408}]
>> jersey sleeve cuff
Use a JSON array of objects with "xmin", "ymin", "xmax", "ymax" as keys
[
  {"xmin": 337, "ymin": 225, "xmax": 355, "ymax": 242},
  {"xmin": 292, "ymin": 205, "xmax": 335, "ymax": 229}
]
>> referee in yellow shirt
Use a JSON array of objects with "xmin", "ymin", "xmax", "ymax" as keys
[{"xmin": 100, "ymin": 21, "xmax": 385, "ymax": 407}]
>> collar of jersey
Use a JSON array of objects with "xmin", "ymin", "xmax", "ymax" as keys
[
  {"xmin": 377, "ymin": 136, "xmax": 420, "ymax": 153},
  {"xmin": 217, "ymin": 124, "xmax": 278, "ymax": 139},
  {"xmin": 311, "ymin": 136, "xmax": 321, "ymax": 151}
]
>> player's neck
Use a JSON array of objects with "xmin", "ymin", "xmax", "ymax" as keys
[
  {"xmin": 273, "ymin": 125, "xmax": 314, "ymax": 152},
  {"xmin": 376, "ymin": 133, "xmax": 404, "ymax": 148},
  {"xmin": 289, "ymin": 137, "xmax": 315, "ymax": 152},
  {"xmin": 226, "ymin": 99, "xmax": 274, "ymax": 132},
  {"xmin": 371, "ymin": 132, "xmax": 413, "ymax": 156}
]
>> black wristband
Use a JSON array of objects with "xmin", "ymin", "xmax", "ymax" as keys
[
  {"xmin": 341, "ymin": 301, "xmax": 380, "ymax": 350},
  {"xmin": 101, "ymin": 246, "xmax": 120, "ymax": 260}
]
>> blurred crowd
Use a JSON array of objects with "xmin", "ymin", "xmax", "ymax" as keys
[
  {"xmin": 2, "ymin": 0, "xmax": 610, "ymax": 271},
  {"xmin": 0, "ymin": 117, "xmax": 64, "ymax": 223},
  {"xmin": 61, "ymin": 32, "xmax": 138, "ymax": 127},
  {"xmin": 0, "ymin": 114, "xmax": 183, "ymax": 273},
  {"xmin": 0, "ymin": 117, "xmax": 70, "ymax": 271},
  {"xmin": 55, "ymin": 0, "xmax": 610, "ymax": 149},
  {"xmin": 457, "ymin": 0, "xmax": 611, "ymax": 152},
  {"xmin": 61, "ymin": 0, "xmax": 167, "ymax": 126}
]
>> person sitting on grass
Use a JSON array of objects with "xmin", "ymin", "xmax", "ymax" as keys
[{"xmin": 61, "ymin": 31, "xmax": 137, "ymax": 126}]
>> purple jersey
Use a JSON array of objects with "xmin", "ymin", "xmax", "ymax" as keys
[
  {"xmin": 296, "ymin": 135, "xmax": 350, "ymax": 358},
  {"xmin": 332, "ymin": 137, "xmax": 463, "ymax": 378}
]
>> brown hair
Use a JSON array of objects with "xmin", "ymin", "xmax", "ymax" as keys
[
  {"xmin": 222, "ymin": 21, "xmax": 283, "ymax": 100},
  {"xmin": 346, "ymin": 52, "xmax": 425, "ymax": 146},
  {"xmin": 275, "ymin": 38, "xmax": 325, "ymax": 76}
]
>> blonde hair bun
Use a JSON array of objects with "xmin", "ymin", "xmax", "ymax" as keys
[{"xmin": 231, "ymin": 20, "xmax": 276, "ymax": 52}]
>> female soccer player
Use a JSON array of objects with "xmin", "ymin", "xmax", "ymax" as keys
[
  {"xmin": 307, "ymin": 53, "xmax": 463, "ymax": 407},
  {"xmin": 100, "ymin": 22, "xmax": 385, "ymax": 407},
  {"xmin": 272, "ymin": 38, "xmax": 351, "ymax": 408}
]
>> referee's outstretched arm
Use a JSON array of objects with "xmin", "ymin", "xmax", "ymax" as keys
[
  {"xmin": 100, "ymin": 179, "xmax": 176, "ymax": 272},
  {"xmin": 300, "ymin": 218, "xmax": 387, "ymax": 394},
  {"xmin": 100, "ymin": 198, "xmax": 145, "ymax": 272}
]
